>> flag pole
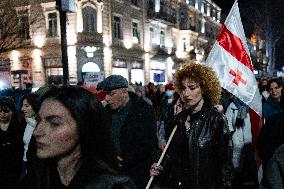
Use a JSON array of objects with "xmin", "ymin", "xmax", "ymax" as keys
[{"xmin": 145, "ymin": 125, "xmax": 178, "ymax": 189}]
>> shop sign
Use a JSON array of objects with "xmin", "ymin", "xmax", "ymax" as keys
[
  {"xmin": 83, "ymin": 72, "xmax": 104, "ymax": 87},
  {"xmin": 44, "ymin": 58, "xmax": 62, "ymax": 68}
]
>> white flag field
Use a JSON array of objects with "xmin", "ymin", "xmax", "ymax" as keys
[{"xmin": 206, "ymin": 0, "xmax": 262, "ymax": 116}]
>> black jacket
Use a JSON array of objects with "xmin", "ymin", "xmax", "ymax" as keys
[
  {"xmin": 260, "ymin": 144, "xmax": 284, "ymax": 189},
  {"xmin": 0, "ymin": 117, "xmax": 25, "ymax": 189},
  {"xmin": 157, "ymin": 106, "xmax": 232, "ymax": 189},
  {"xmin": 19, "ymin": 164, "xmax": 136, "ymax": 189},
  {"xmin": 105, "ymin": 92, "xmax": 158, "ymax": 189},
  {"xmin": 257, "ymin": 112, "xmax": 284, "ymax": 170}
]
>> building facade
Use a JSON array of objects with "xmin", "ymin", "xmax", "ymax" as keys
[{"xmin": 0, "ymin": 0, "xmax": 221, "ymax": 88}]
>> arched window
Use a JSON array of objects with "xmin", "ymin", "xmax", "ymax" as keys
[{"xmin": 82, "ymin": 6, "xmax": 97, "ymax": 33}]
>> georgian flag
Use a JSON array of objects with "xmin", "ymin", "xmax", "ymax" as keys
[{"xmin": 206, "ymin": 0, "xmax": 262, "ymax": 116}]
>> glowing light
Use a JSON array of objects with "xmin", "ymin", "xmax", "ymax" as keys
[
  {"xmin": 166, "ymin": 42, "xmax": 173, "ymax": 48},
  {"xmin": 97, "ymin": 3, "xmax": 103, "ymax": 33},
  {"xmin": 84, "ymin": 46, "xmax": 97, "ymax": 57},
  {"xmin": 32, "ymin": 49, "xmax": 42, "ymax": 68},
  {"xmin": 155, "ymin": 0, "xmax": 160, "ymax": 12},
  {"xmin": 167, "ymin": 57, "xmax": 174, "ymax": 81},
  {"xmin": 82, "ymin": 62, "xmax": 100, "ymax": 72},
  {"xmin": 104, "ymin": 47, "xmax": 111, "ymax": 76},
  {"xmin": 124, "ymin": 40, "xmax": 132, "ymax": 49},
  {"xmin": 67, "ymin": 29, "xmax": 77, "ymax": 45},
  {"xmin": 251, "ymin": 34, "xmax": 256, "ymax": 43},
  {"xmin": 0, "ymin": 80, "xmax": 7, "ymax": 89},
  {"xmin": 76, "ymin": 2, "xmax": 83, "ymax": 32},
  {"xmin": 11, "ymin": 50, "xmax": 19, "ymax": 63},
  {"xmin": 132, "ymin": 37, "xmax": 139, "ymax": 44},
  {"xmin": 33, "ymin": 34, "xmax": 46, "ymax": 48},
  {"xmin": 152, "ymin": 38, "xmax": 160, "ymax": 45}
]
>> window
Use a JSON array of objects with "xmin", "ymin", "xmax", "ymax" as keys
[
  {"xmin": 160, "ymin": 0, "xmax": 164, "ymax": 12},
  {"xmin": 48, "ymin": 13, "xmax": 58, "ymax": 37},
  {"xmin": 150, "ymin": 27, "xmax": 154, "ymax": 46},
  {"xmin": 131, "ymin": 0, "xmax": 138, "ymax": 6},
  {"xmin": 44, "ymin": 57, "xmax": 63, "ymax": 85},
  {"xmin": 204, "ymin": 3, "xmax": 207, "ymax": 14},
  {"xmin": 83, "ymin": 6, "xmax": 97, "ymax": 33},
  {"xmin": 132, "ymin": 22, "xmax": 139, "ymax": 43},
  {"xmin": 211, "ymin": 8, "xmax": 215, "ymax": 20},
  {"xmin": 183, "ymin": 38, "xmax": 186, "ymax": 51},
  {"xmin": 113, "ymin": 16, "xmax": 122, "ymax": 39},
  {"xmin": 198, "ymin": 0, "xmax": 203, "ymax": 11},
  {"xmin": 160, "ymin": 31, "xmax": 165, "ymax": 47},
  {"xmin": 201, "ymin": 18, "xmax": 205, "ymax": 33},
  {"xmin": 19, "ymin": 15, "xmax": 30, "ymax": 39}
]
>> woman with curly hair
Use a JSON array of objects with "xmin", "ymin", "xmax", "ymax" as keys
[{"xmin": 150, "ymin": 63, "xmax": 232, "ymax": 189}]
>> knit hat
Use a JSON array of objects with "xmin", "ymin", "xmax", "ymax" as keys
[
  {"xmin": 165, "ymin": 83, "xmax": 174, "ymax": 91},
  {"xmin": 103, "ymin": 75, "xmax": 128, "ymax": 91}
]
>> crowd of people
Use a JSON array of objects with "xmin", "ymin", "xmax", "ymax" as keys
[{"xmin": 0, "ymin": 63, "xmax": 283, "ymax": 189}]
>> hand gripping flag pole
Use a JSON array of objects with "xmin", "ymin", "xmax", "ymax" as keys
[{"xmin": 145, "ymin": 125, "xmax": 178, "ymax": 189}]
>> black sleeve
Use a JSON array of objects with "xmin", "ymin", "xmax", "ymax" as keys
[{"xmin": 214, "ymin": 113, "xmax": 233, "ymax": 189}]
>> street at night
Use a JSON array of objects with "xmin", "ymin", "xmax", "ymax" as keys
[{"xmin": 0, "ymin": 0, "xmax": 284, "ymax": 189}]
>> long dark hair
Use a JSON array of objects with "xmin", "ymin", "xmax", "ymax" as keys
[{"xmin": 40, "ymin": 86, "xmax": 119, "ymax": 174}]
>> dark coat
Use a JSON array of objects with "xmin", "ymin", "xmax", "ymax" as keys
[
  {"xmin": 260, "ymin": 144, "xmax": 284, "ymax": 189},
  {"xmin": 105, "ymin": 92, "xmax": 158, "ymax": 189},
  {"xmin": 0, "ymin": 118, "xmax": 25, "ymax": 189},
  {"xmin": 257, "ymin": 112, "xmax": 284, "ymax": 170},
  {"xmin": 262, "ymin": 97, "xmax": 284, "ymax": 120},
  {"xmin": 157, "ymin": 106, "xmax": 232, "ymax": 189},
  {"xmin": 19, "ymin": 161, "xmax": 136, "ymax": 189}
]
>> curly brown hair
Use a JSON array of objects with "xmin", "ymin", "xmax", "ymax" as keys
[{"xmin": 174, "ymin": 63, "xmax": 221, "ymax": 107}]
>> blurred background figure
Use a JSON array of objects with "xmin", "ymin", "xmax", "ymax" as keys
[
  {"xmin": 258, "ymin": 78, "xmax": 269, "ymax": 102},
  {"xmin": 158, "ymin": 83, "xmax": 175, "ymax": 150},
  {"xmin": 135, "ymin": 86, "xmax": 152, "ymax": 105},
  {"xmin": 20, "ymin": 93, "xmax": 40, "ymax": 177},
  {"xmin": 20, "ymin": 86, "xmax": 135, "ymax": 189},
  {"xmin": 262, "ymin": 78, "xmax": 283, "ymax": 120},
  {"xmin": 260, "ymin": 144, "xmax": 284, "ymax": 189},
  {"xmin": 225, "ymin": 96, "xmax": 258, "ymax": 189},
  {"xmin": 0, "ymin": 96, "xmax": 25, "ymax": 189},
  {"xmin": 257, "ymin": 110, "xmax": 284, "ymax": 184}
]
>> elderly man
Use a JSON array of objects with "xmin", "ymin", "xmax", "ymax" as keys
[{"xmin": 103, "ymin": 75, "xmax": 157, "ymax": 189}]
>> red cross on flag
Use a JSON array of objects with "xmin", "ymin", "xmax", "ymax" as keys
[{"xmin": 206, "ymin": 0, "xmax": 262, "ymax": 117}]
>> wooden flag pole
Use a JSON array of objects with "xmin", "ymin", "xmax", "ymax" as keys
[{"xmin": 145, "ymin": 125, "xmax": 178, "ymax": 189}]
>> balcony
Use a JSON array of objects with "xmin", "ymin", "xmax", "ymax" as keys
[
  {"xmin": 147, "ymin": 9, "xmax": 176, "ymax": 25},
  {"xmin": 77, "ymin": 32, "xmax": 103, "ymax": 46}
]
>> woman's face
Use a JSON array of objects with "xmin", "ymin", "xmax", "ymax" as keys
[
  {"xmin": 21, "ymin": 99, "xmax": 35, "ymax": 118},
  {"xmin": 0, "ymin": 108, "xmax": 12, "ymax": 123},
  {"xmin": 180, "ymin": 79, "xmax": 203, "ymax": 108},
  {"xmin": 269, "ymin": 82, "xmax": 282, "ymax": 101},
  {"xmin": 33, "ymin": 99, "xmax": 80, "ymax": 159}
]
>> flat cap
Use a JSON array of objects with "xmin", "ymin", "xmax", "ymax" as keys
[{"xmin": 103, "ymin": 75, "xmax": 128, "ymax": 91}]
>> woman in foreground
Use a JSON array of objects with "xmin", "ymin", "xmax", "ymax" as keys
[{"xmin": 20, "ymin": 86, "xmax": 135, "ymax": 189}]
